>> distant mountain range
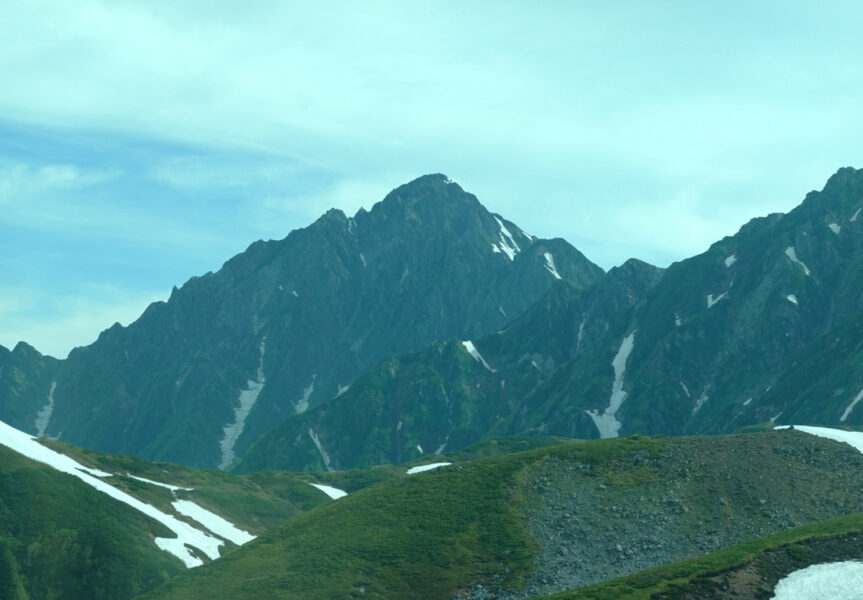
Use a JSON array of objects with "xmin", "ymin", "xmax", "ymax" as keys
[{"xmin": 2, "ymin": 168, "xmax": 863, "ymax": 474}]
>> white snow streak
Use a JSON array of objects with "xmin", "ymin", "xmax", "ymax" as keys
[
  {"xmin": 586, "ymin": 331, "xmax": 637, "ymax": 439},
  {"xmin": 416, "ymin": 443, "xmax": 424, "ymax": 453},
  {"xmin": 219, "ymin": 338, "xmax": 266, "ymax": 470},
  {"xmin": 126, "ymin": 474, "xmax": 192, "ymax": 492},
  {"xmin": 173, "ymin": 500, "xmax": 255, "ymax": 546},
  {"xmin": 462, "ymin": 340, "xmax": 496, "ymax": 372},
  {"xmin": 829, "ymin": 223, "xmax": 841, "ymax": 235},
  {"xmin": 491, "ymin": 216, "xmax": 521, "ymax": 261},
  {"xmin": 841, "ymin": 388, "xmax": 863, "ymax": 422},
  {"xmin": 724, "ymin": 254, "xmax": 737, "ymax": 267},
  {"xmin": 34, "ymin": 381, "xmax": 56, "ymax": 437},
  {"xmin": 852, "ymin": 207, "xmax": 862, "ymax": 222},
  {"xmin": 0, "ymin": 419, "xmax": 229, "ymax": 568},
  {"xmin": 707, "ymin": 292, "xmax": 728, "ymax": 308},
  {"xmin": 577, "ymin": 315, "xmax": 587, "ymax": 350},
  {"xmin": 674, "ymin": 314, "xmax": 682, "ymax": 327},
  {"xmin": 692, "ymin": 393, "xmax": 709, "ymax": 416},
  {"xmin": 785, "ymin": 247, "xmax": 811, "ymax": 276},
  {"xmin": 680, "ymin": 382, "xmax": 691, "ymax": 398},
  {"xmin": 295, "ymin": 375, "xmax": 316, "ymax": 414},
  {"xmin": 543, "ymin": 252, "xmax": 562, "ymax": 280},
  {"xmin": 309, "ymin": 428, "xmax": 334, "ymax": 472},
  {"xmin": 786, "ymin": 294, "xmax": 799, "ymax": 305},
  {"xmin": 360, "ymin": 253, "xmax": 367, "ymax": 267},
  {"xmin": 776, "ymin": 425, "xmax": 863, "ymax": 454},
  {"xmin": 337, "ymin": 384, "xmax": 349, "ymax": 397},
  {"xmin": 309, "ymin": 483, "xmax": 348, "ymax": 499},
  {"xmin": 406, "ymin": 462, "xmax": 451, "ymax": 474},
  {"xmin": 771, "ymin": 561, "xmax": 863, "ymax": 599},
  {"xmin": 743, "ymin": 397, "xmax": 753, "ymax": 406}
]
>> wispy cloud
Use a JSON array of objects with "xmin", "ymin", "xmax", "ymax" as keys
[{"xmin": 0, "ymin": 284, "xmax": 165, "ymax": 359}]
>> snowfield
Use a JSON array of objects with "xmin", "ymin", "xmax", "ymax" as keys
[
  {"xmin": 309, "ymin": 483, "xmax": 348, "ymax": 499},
  {"xmin": 771, "ymin": 561, "xmax": 863, "ymax": 599},
  {"xmin": 406, "ymin": 462, "xmax": 451, "ymax": 474},
  {"xmin": 0, "ymin": 418, "xmax": 254, "ymax": 568}
]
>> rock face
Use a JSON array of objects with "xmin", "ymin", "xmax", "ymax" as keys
[
  {"xmin": 239, "ymin": 167, "xmax": 863, "ymax": 472},
  {"xmin": 0, "ymin": 174, "xmax": 603, "ymax": 468}
]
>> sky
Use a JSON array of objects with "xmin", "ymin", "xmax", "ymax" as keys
[{"xmin": 1, "ymin": 1, "xmax": 862, "ymax": 358}]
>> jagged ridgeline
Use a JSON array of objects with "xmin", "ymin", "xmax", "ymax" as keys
[
  {"xmin": 0, "ymin": 174, "xmax": 603, "ymax": 469},
  {"xmin": 237, "ymin": 167, "xmax": 863, "ymax": 472}
]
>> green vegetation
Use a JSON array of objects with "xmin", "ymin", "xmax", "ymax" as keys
[{"xmin": 0, "ymin": 445, "xmax": 183, "ymax": 600}]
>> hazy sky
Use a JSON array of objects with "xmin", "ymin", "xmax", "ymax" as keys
[{"xmin": 2, "ymin": 1, "xmax": 862, "ymax": 358}]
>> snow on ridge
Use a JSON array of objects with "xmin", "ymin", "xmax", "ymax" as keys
[
  {"xmin": 462, "ymin": 340, "xmax": 496, "ymax": 372},
  {"xmin": 295, "ymin": 375, "xmax": 316, "ymax": 414},
  {"xmin": 586, "ymin": 331, "xmax": 637, "ymax": 439},
  {"xmin": 724, "ymin": 254, "xmax": 737, "ymax": 267},
  {"xmin": 0, "ymin": 419, "xmax": 226, "ymax": 568},
  {"xmin": 219, "ymin": 338, "xmax": 266, "ymax": 471},
  {"xmin": 308, "ymin": 428, "xmax": 334, "ymax": 472},
  {"xmin": 406, "ymin": 462, "xmax": 451, "ymax": 475},
  {"xmin": 707, "ymin": 292, "xmax": 728, "ymax": 308},
  {"xmin": 841, "ymin": 388, "xmax": 863, "ymax": 422},
  {"xmin": 772, "ymin": 560, "xmax": 863, "ymax": 600},
  {"xmin": 34, "ymin": 381, "xmax": 56, "ymax": 437},
  {"xmin": 829, "ymin": 223, "xmax": 841, "ymax": 235},
  {"xmin": 786, "ymin": 294, "xmax": 799, "ymax": 305},
  {"xmin": 775, "ymin": 425, "xmax": 863, "ymax": 455},
  {"xmin": 785, "ymin": 246, "xmax": 811, "ymax": 276},
  {"xmin": 543, "ymin": 252, "xmax": 562, "ymax": 280},
  {"xmin": 309, "ymin": 482, "xmax": 348, "ymax": 500}
]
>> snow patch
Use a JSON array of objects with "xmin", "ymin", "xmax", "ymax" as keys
[
  {"xmin": 34, "ymin": 381, "xmax": 56, "ymax": 437},
  {"xmin": 743, "ymin": 397, "xmax": 753, "ymax": 406},
  {"xmin": 692, "ymin": 393, "xmax": 708, "ymax": 416},
  {"xmin": 416, "ymin": 443, "xmax": 424, "ymax": 453},
  {"xmin": 291, "ymin": 290, "xmax": 299, "ymax": 297},
  {"xmin": 407, "ymin": 462, "xmax": 451, "ymax": 475},
  {"xmin": 498, "ymin": 305, "xmax": 508, "ymax": 319},
  {"xmin": 491, "ymin": 216, "xmax": 520, "ymax": 261},
  {"xmin": 543, "ymin": 252, "xmax": 562, "ymax": 280},
  {"xmin": 776, "ymin": 425, "xmax": 863, "ymax": 454},
  {"xmin": 724, "ymin": 254, "xmax": 737, "ymax": 267},
  {"xmin": 841, "ymin": 388, "xmax": 863, "ymax": 422},
  {"xmin": 707, "ymin": 292, "xmax": 728, "ymax": 308},
  {"xmin": 786, "ymin": 294, "xmax": 798, "ymax": 305},
  {"xmin": 218, "ymin": 338, "xmax": 266, "ymax": 471},
  {"xmin": 0, "ymin": 419, "xmax": 229, "ymax": 568},
  {"xmin": 309, "ymin": 428, "xmax": 334, "ymax": 472},
  {"xmin": 435, "ymin": 441, "xmax": 448, "ymax": 454},
  {"xmin": 586, "ymin": 331, "xmax": 637, "ymax": 439},
  {"xmin": 173, "ymin": 500, "xmax": 254, "ymax": 546},
  {"xmin": 337, "ymin": 384, "xmax": 350, "ymax": 397},
  {"xmin": 785, "ymin": 246, "xmax": 811, "ymax": 276},
  {"xmin": 309, "ymin": 483, "xmax": 347, "ymax": 500},
  {"xmin": 295, "ymin": 375, "xmax": 316, "ymax": 414},
  {"xmin": 674, "ymin": 314, "xmax": 682, "ymax": 327},
  {"xmin": 680, "ymin": 382, "xmax": 690, "ymax": 398},
  {"xmin": 829, "ymin": 223, "xmax": 841, "ymax": 235},
  {"xmin": 462, "ymin": 340, "xmax": 496, "ymax": 372},
  {"xmin": 772, "ymin": 561, "xmax": 863, "ymax": 599},
  {"xmin": 852, "ymin": 207, "xmax": 862, "ymax": 222},
  {"xmin": 577, "ymin": 315, "xmax": 586, "ymax": 350},
  {"xmin": 360, "ymin": 253, "xmax": 367, "ymax": 267},
  {"xmin": 126, "ymin": 474, "xmax": 192, "ymax": 492},
  {"xmin": 770, "ymin": 412, "xmax": 783, "ymax": 424}
]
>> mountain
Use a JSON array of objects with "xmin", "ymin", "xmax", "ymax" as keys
[
  {"xmin": 0, "ymin": 174, "xmax": 603, "ymax": 469},
  {"xmin": 136, "ymin": 429, "xmax": 863, "ymax": 600},
  {"xmin": 238, "ymin": 167, "xmax": 863, "ymax": 472}
]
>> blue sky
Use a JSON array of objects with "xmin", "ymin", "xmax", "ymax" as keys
[{"xmin": 2, "ymin": 1, "xmax": 862, "ymax": 358}]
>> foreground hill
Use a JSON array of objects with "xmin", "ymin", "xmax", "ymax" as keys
[
  {"xmin": 138, "ymin": 429, "xmax": 863, "ymax": 600},
  {"xmin": 0, "ymin": 174, "xmax": 602, "ymax": 469}
]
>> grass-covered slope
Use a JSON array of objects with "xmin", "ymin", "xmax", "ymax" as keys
[
  {"xmin": 0, "ymin": 445, "xmax": 183, "ymax": 600},
  {"xmin": 138, "ymin": 429, "xmax": 863, "ymax": 600}
]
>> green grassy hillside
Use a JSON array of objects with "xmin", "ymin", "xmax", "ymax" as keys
[{"xmin": 137, "ymin": 429, "xmax": 863, "ymax": 599}]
